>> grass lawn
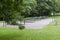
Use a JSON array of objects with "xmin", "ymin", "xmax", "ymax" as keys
[{"xmin": 0, "ymin": 16, "xmax": 60, "ymax": 40}]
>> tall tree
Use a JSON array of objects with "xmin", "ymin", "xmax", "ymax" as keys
[
  {"xmin": 35, "ymin": 0, "xmax": 56, "ymax": 16},
  {"xmin": 0, "ymin": 0, "xmax": 24, "ymax": 24},
  {"xmin": 21, "ymin": 0, "xmax": 37, "ymax": 17}
]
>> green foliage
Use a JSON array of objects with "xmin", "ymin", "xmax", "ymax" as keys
[
  {"xmin": 35, "ymin": 0, "xmax": 55, "ymax": 16},
  {"xmin": 18, "ymin": 24, "xmax": 25, "ymax": 30},
  {"xmin": 9, "ymin": 19, "xmax": 18, "ymax": 25},
  {"xmin": 0, "ymin": 0, "xmax": 60, "ymax": 22},
  {"xmin": 54, "ymin": 0, "xmax": 60, "ymax": 12},
  {"xmin": 21, "ymin": 0, "xmax": 37, "ymax": 17},
  {"xmin": 21, "ymin": 0, "xmax": 57, "ymax": 17},
  {"xmin": 0, "ymin": 0, "xmax": 24, "ymax": 24}
]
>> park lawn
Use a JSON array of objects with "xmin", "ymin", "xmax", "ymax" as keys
[
  {"xmin": 0, "ymin": 16, "xmax": 60, "ymax": 40},
  {"xmin": 0, "ymin": 26, "xmax": 60, "ymax": 40}
]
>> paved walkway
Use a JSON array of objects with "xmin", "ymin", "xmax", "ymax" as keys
[
  {"xmin": 24, "ymin": 18, "xmax": 54, "ymax": 29},
  {"xmin": 0, "ymin": 18, "xmax": 54, "ymax": 29}
]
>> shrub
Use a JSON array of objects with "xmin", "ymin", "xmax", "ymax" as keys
[
  {"xmin": 10, "ymin": 19, "xmax": 18, "ymax": 25},
  {"xmin": 18, "ymin": 24, "xmax": 25, "ymax": 30}
]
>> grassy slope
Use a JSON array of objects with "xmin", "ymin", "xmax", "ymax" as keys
[{"xmin": 0, "ymin": 16, "xmax": 60, "ymax": 40}]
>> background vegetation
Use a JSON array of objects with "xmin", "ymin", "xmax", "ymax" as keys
[{"xmin": 0, "ymin": 0, "xmax": 60, "ymax": 24}]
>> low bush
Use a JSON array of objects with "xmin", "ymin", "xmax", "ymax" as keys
[{"xmin": 18, "ymin": 24, "xmax": 25, "ymax": 30}]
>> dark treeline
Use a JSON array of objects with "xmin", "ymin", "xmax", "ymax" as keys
[{"xmin": 0, "ymin": 0, "xmax": 60, "ymax": 24}]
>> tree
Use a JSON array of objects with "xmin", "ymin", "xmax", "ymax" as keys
[
  {"xmin": 0, "ymin": 0, "xmax": 24, "ymax": 24},
  {"xmin": 21, "ymin": 0, "xmax": 37, "ymax": 17},
  {"xmin": 35, "ymin": 0, "xmax": 54, "ymax": 16}
]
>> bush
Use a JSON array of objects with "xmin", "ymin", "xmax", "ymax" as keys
[
  {"xmin": 11, "ymin": 21, "xmax": 18, "ymax": 25},
  {"xmin": 10, "ymin": 19, "xmax": 18, "ymax": 25},
  {"xmin": 18, "ymin": 24, "xmax": 25, "ymax": 30}
]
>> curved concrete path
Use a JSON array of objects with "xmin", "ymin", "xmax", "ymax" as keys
[
  {"xmin": 24, "ymin": 18, "xmax": 54, "ymax": 29},
  {"xmin": 0, "ymin": 18, "xmax": 54, "ymax": 29}
]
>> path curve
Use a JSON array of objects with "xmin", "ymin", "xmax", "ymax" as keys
[
  {"xmin": 24, "ymin": 18, "xmax": 54, "ymax": 29},
  {"xmin": 0, "ymin": 18, "xmax": 54, "ymax": 29}
]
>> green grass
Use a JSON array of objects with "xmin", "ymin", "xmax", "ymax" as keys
[
  {"xmin": 0, "ymin": 27, "xmax": 60, "ymax": 40},
  {"xmin": 0, "ymin": 16, "xmax": 60, "ymax": 40}
]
